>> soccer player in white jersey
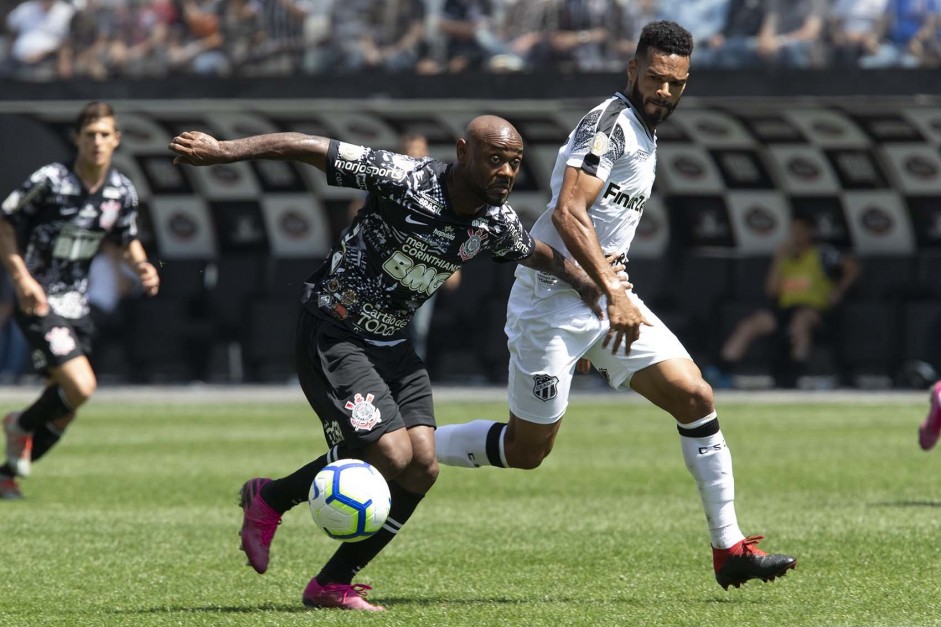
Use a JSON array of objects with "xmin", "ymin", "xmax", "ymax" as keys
[{"xmin": 435, "ymin": 21, "xmax": 797, "ymax": 590}]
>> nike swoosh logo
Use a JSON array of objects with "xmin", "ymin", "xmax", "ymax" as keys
[{"xmin": 404, "ymin": 215, "xmax": 427, "ymax": 226}]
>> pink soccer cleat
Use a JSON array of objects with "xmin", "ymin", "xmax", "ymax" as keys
[
  {"xmin": 713, "ymin": 535, "xmax": 797, "ymax": 590},
  {"xmin": 918, "ymin": 381, "xmax": 941, "ymax": 451},
  {"xmin": 3, "ymin": 412, "xmax": 31, "ymax": 478},
  {"xmin": 238, "ymin": 477, "xmax": 281, "ymax": 574},
  {"xmin": 302, "ymin": 578, "xmax": 385, "ymax": 611}
]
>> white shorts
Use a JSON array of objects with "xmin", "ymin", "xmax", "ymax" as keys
[{"xmin": 505, "ymin": 273, "xmax": 690, "ymax": 424}]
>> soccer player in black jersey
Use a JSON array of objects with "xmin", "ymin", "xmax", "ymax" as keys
[
  {"xmin": 0, "ymin": 102, "xmax": 160, "ymax": 500},
  {"xmin": 169, "ymin": 115, "xmax": 612, "ymax": 611}
]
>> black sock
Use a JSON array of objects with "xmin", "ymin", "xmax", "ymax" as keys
[
  {"xmin": 486, "ymin": 423, "xmax": 507, "ymax": 468},
  {"xmin": 261, "ymin": 443, "xmax": 354, "ymax": 514},
  {"xmin": 316, "ymin": 481, "xmax": 424, "ymax": 585},
  {"xmin": 676, "ymin": 417, "xmax": 721, "ymax": 437},
  {"xmin": 30, "ymin": 423, "xmax": 64, "ymax": 462},
  {"xmin": 17, "ymin": 386, "xmax": 74, "ymax": 432},
  {"xmin": 0, "ymin": 463, "xmax": 14, "ymax": 478}
]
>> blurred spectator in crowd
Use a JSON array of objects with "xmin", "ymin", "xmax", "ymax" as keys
[
  {"xmin": 299, "ymin": 0, "xmax": 335, "ymax": 74},
  {"xmin": 529, "ymin": 0, "xmax": 611, "ymax": 72},
  {"xmin": 165, "ymin": 0, "xmax": 226, "ymax": 75},
  {"xmin": 929, "ymin": 3, "xmax": 941, "ymax": 65},
  {"xmin": 4, "ymin": 0, "xmax": 75, "ymax": 78},
  {"xmin": 167, "ymin": 0, "xmax": 266, "ymax": 76},
  {"xmin": 425, "ymin": 0, "xmax": 524, "ymax": 73},
  {"xmin": 252, "ymin": 0, "xmax": 313, "ymax": 75},
  {"xmin": 610, "ymin": 0, "xmax": 661, "ymax": 67},
  {"xmin": 4, "ymin": 0, "xmax": 940, "ymax": 79},
  {"xmin": 0, "ymin": 266, "xmax": 29, "ymax": 383},
  {"xmin": 754, "ymin": 0, "xmax": 827, "ymax": 67},
  {"xmin": 697, "ymin": 0, "xmax": 767, "ymax": 67},
  {"xmin": 706, "ymin": 215, "xmax": 860, "ymax": 388},
  {"xmin": 211, "ymin": 0, "xmax": 264, "ymax": 75},
  {"xmin": 110, "ymin": 0, "xmax": 177, "ymax": 78},
  {"xmin": 57, "ymin": 0, "xmax": 123, "ymax": 80},
  {"xmin": 331, "ymin": 0, "xmax": 427, "ymax": 73},
  {"xmin": 858, "ymin": 0, "xmax": 939, "ymax": 68},
  {"xmin": 657, "ymin": 0, "xmax": 729, "ymax": 67},
  {"xmin": 827, "ymin": 0, "xmax": 889, "ymax": 65},
  {"xmin": 493, "ymin": 0, "xmax": 552, "ymax": 71}
]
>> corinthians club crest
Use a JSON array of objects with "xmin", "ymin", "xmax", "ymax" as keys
[
  {"xmin": 532, "ymin": 374, "xmax": 559, "ymax": 401},
  {"xmin": 458, "ymin": 228, "xmax": 488, "ymax": 261},
  {"xmin": 345, "ymin": 392, "xmax": 382, "ymax": 431}
]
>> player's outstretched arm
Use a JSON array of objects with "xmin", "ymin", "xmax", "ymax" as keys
[
  {"xmin": 551, "ymin": 166, "xmax": 650, "ymax": 354},
  {"xmin": 169, "ymin": 131, "xmax": 331, "ymax": 171}
]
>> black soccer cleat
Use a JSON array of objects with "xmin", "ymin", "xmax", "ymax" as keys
[{"xmin": 713, "ymin": 535, "xmax": 797, "ymax": 590}]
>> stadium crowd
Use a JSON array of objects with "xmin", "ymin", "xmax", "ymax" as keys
[{"xmin": 0, "ymin": 0, "xmax": 939, "ymax": 80}]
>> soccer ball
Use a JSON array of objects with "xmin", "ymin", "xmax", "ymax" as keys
[{"xmin": 308, "ymin": 459, "xmax": 391, "ymax": 542}]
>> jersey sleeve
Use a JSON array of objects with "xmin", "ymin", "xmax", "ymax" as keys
[
  {"xmin": 490, "ymin": 205, "xmax": 535, "ymax": 262},
  {"xmin": 324, "ymin": 140, "xmax": 415, "ymax": 197},
  {"xmin": 565, "ymin": 104, "xmax": 627, "ymax": 182},
  {"xmin": 0, "ymin": 165, "xmax": 54, "ymax": 226}
]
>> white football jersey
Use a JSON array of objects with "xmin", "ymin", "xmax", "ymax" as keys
[{"xmin": 518, "ymin": 91, "xmax": 657, "ymax": 294}]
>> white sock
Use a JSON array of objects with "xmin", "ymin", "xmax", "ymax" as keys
[
  {"xmin": 435, "ymin": 420, "xmax": 506, "ymax": 468},
  {"xmin": 677, "ymin": 412, "xmax": 745, "ymax": 549}
]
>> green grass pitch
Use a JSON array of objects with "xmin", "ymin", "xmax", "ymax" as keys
[{"xmin": 1, "ymin": 393, "xmax": 939, "ymax": 626}]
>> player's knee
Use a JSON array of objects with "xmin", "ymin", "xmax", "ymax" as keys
[
  {"xmin": 370, "ymin": 444, "xmax": 413, "ymax": 479},
  {"xmin": 386, "ymin": 449, "xmax": 438, "ymax": 494},
  {"xmin": 61, "ymin": 377, "xmax": 96, "ymax": 407},
  {"xmin": 679, "ymin": 377, "xmax": 714, "ymax": 418},
  {"xmin": 408, "ymin": 456, "xmax": 439, "ymax": 493}
]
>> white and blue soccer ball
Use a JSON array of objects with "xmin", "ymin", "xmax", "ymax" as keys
[{"xmin": 308, "ymin": 459, "xmax": 391, "ymax": 542}]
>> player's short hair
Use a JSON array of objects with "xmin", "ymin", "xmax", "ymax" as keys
[
  {"xmin": 74, "ymin": 101, "xmax": 117, "ymax": 133},
  {"xmin": 636, "ymin": 21, "xmax": 694, "ymax": 59}
]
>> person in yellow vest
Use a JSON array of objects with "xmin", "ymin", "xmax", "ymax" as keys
[{"xmin": 710, "ymin": 215, "xmax": 859, "ymax": 388}]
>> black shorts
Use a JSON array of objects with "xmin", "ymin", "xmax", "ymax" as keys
[
  {"xmin": 294, "ymin": 308, "xmax": 435, "ymax": 450},
  {"xmin": 14, "ymin": 310, "xmax": 95, "ymax": 374}
]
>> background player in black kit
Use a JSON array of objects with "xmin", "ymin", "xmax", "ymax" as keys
[
  {"xmin": 169, "ymin": 115, "xmax": 614, "ymax": 611},
  {"xmin": 0, "ymin": 101, "xmax": 160, "ymax": 500}
]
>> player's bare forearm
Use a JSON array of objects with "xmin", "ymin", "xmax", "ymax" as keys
[
  {"xmin": 1, "ymin": 217, "xmax": 46, "ymax": 314},
  {"xmin": 169, "ymin": 131, "xmax": 330, "ymax": 170},
  {"xmin": 522, "ymin": 239, "xmax": 594, "ymax": 291},
  {"xmin": 551, "ymin": 168, "xmax": 622, "ymax": 298},
  {"xmin": 122, "ymin": 240, "xmax": 160, "ymax": 297},
  {"xmin": 521, "ymin": 240, "xmax": 604, "ymax": 317},
  {"xmin": 0, "ymin": 218, "xmax": 28, "ymax": 281}
]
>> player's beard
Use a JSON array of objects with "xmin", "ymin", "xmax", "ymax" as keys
[{"xmin": 630, "ymin": 82, "xmax": 676, "ymax": 131}]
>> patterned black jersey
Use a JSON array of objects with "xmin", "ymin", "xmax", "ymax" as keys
[
  {"xmin": 1, "ymin": 162, "xmax": 140, "ymax": 319},
  {"xmin": 304, "ymin": 140, "xmax": 535, "ymax": 341}
]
